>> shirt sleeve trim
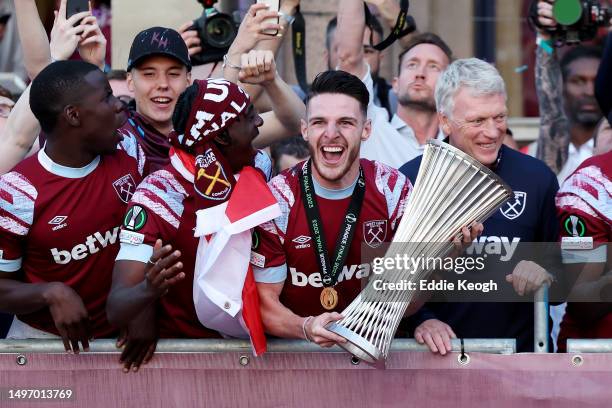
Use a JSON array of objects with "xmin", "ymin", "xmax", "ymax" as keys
[
  {"xmin": 253, "ymin": 264, "xmax": 287, "ymax": 283},
  {"xmin": 116, "ymin": 243, "xmax": 154, "ymax": 263},
  {"xmin": 0, "ymin": 258, "xmax": 22, "ymax": 272}
]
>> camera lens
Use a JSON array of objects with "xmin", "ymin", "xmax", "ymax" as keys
[
  {"xmin": 553, "ymin": 0, "xmax": 583, "ymax": 25},
  {"xmin": 205, "ymin": 14, "xmax": 237, "ymax": 48}
]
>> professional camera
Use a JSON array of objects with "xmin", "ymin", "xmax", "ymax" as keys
[
  {"xmin": 190, "ymin": 0, "xmax": 239, "ymax": 65},
  {"xmin": 530, "ymin": 0, "xmax": 610, "ymax": 45}
]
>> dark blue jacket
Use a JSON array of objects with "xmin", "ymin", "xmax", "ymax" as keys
[{"xmin": 399, "ymin": 144, "xmax": 559, "ymax": 352}]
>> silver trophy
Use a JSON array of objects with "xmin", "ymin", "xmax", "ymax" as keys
[{"xmin": 327, "ymin": 140, "xmax": 513, "ymax": 366}]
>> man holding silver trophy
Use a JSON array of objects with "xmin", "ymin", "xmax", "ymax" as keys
[
  {"xmin": 400, "ymin": 58, "xmax": 560, "ymax": 354},
  {"xmin": 251, "ymin": 70, "xmax": 482, "ymax": 348}
]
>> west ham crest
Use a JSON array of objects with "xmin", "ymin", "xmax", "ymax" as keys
[
  {"xmin": 364, "ymin": 220, "xmax": 387, "ymax": 248},
  {"xmin": 194, "ymin": 149, "xmax": 232, "ymax": 201},
  {"xmin": 113, "ymin": 174, "xmax": 136, "ymax": 203},
  {"xmin": 500, "ymin": 191, "xmax": 526, "ymax": 220}
]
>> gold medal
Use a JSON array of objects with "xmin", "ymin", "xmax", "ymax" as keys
[{"xmin": 320, "ymin": 287, "xmax": 339, "ymax": 310}]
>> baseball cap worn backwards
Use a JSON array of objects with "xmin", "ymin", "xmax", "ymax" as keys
[{"xmin": 127, "ymin": 27, "xmax": 192, "ymax": 71}]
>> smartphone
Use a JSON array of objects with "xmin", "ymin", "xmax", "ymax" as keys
[
  {"xmin": 66, "ymin": 0, "xmax": 90, "ymax": 19},
  {"xmin": 256, "ymin": 0, "xmax": 280, "ymax": 36}
]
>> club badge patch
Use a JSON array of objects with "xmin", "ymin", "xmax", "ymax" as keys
[
  {"xmin": 194, "ymin": 149, "xmax": 232, "ymax": 201},
  {"xmin": 500, "ymin": 191, "xmax": 526, "ymax": 220},
  {"xmin": 364, "ymin": 220, "xmax": 387, "ymax": 248},
  {"xmin": 123, "ymin": 205, "xmax": 148, "ymax": 232},
  {"xmin": 563, "ymin": 215, "xmax": 587, "ymax": 237},
  {"xmin": 113, "ymin": 174, "xmax": 137, "ymax": 203}
]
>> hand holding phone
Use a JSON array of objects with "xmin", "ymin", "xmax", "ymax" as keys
[
  {"xmin": 256, "ymin": 0, "xmax": 281, "ymax": 36},
  {"xmin": 66, "ymin": 0, "xmax": 90, "ymax": 20}
]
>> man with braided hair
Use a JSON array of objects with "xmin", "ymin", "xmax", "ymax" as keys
[{"xmin": 107, "ymin": 75, "xmax": 280, "ymax": 371}]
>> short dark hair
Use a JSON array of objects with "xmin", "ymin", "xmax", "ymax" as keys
[
  {"xmin": 30, "ymin": 60, "xmax": 100, "ymax": 133},
  {"xmin": 0, "ymin": 85, "xmax": 12, "ymax": 100},
  {"xmin": 398, "ymin": 32, "xmax": 453, "ymax": 72},
  {"xmin": 326, "ymin": 17, "xmax": 338, "ymax": 50},
  {"xmin": 326, "ymin": 14, "xmax": 384, "ymax": 50},
  {"xmin": 172, "ymin": 82, "xmax": 199, "ymax": 140},
  {"xmin": 306, "ymin": 70, "xmax": 369, "ymax": 116},
  {"xmin": 106, "ymin": 69, "xmax": 128, "ymax": 81},
  {"xmin": 270, "ymin": 137, "xmax": 309, "ymax": 162},
  {"xmin": 270, "ymin": 136, "xmax": 309, "ymax": 174},
  {"xmin": 560, "ymin": 45, "xmax": 602, "ymax": 81}
]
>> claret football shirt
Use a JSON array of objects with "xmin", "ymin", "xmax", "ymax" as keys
[
  {"xmin": 252, "ymin": 159, "xmax": 412, "ymax": 317},
  {"xmin": 0, "ymin": 135, "xmax": 145, "ymax": 337}
]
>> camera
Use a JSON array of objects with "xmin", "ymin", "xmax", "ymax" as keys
[
  {"xmin": 531, "ymin": 0, "xmax": 610, "ymax": 45},
  {"xmin": 190, "ymin": 0, "xmax": 240, "ymax": 65}
]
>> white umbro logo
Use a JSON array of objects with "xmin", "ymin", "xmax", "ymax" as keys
[
  {"xmin": 49, "ymin": 216, "xmax": 67, "ymax": 225},
  {"xmin": 49, "ymin": 216, "xmax": 68, "ymax": 231},
  {"xmin": 292, "ymin": 235, "xmax": 311, "ymax": 249}
]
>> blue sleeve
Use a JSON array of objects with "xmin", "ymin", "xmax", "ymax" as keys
[
  {"xmin": 537, "ymin": 172, "xmax": 560, "ymax": 242},
  {"xmin": 406, "ymin": 305, "xmax": 438, "ymax": 331},
  {"xmin": 537, "ymin": 172, "xmax": 563, "ymax": 303},
  {"xmin": 398, "ymin": 155, "xmax": 422, "ymax": 185},
  {"xmin": 596, "ymin": 32, "xmax": 612, "ymax": 123}
]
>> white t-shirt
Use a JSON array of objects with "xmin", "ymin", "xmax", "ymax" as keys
[{"xmin": 557, "ymin": 139, "xmax": 594, "ymax": 184}]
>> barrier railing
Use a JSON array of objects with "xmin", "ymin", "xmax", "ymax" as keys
[
  {"xmin": 0, "ymin": 338, "xmax": 516, "ymax": 356},
  {"xmin": 533, "ymin": 285, "xmax": 549, "ymax": 353},
  {"xmin": 566, "ymin": 339, "xmax": 612, "ymax": 353},
  {"xmin": 0, "ymin": 286, "xmax": 549, "ymax": 358}
]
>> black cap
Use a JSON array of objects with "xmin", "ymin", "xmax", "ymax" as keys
[{"xmin": 127, "ymin": 27, "xmax": 192, "ymax": 71}]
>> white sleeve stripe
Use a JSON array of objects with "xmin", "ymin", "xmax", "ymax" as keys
[
  {"xmin": 0, "ymin": 216, "xmax": 28, "ymax": 236},
  {"xmin": 131, "ymin": 193, "xmax": 180, "ymax": 229},
  {"xmin": 562, "ymin": 246, "xmax": 607, "ymax": 264},
  {"xmin": 253, "ymin": 263, "xmax": 287, "ymax": 283},
  {"xmin": 116, "ymin": 243, "xmax": 154, "ymax": 263},
  {"xmin": 0, "ymin": 180, "xmax": 35, "ymax": 226},
  {"xmin": 0, "ymin": 258, "xmax": 22, "ymax": 272},
  {"xmin": 3, "ymin": 172, "xmax": 37, "ymax": 199}
]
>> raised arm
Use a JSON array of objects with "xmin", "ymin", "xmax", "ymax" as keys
[
  {"xmin": 336, "ymin": 0, "xmax": 368, "ymax": 78},
  {"xmin": 14, "ymin": 0, "xmax": 52, "ymax": 79},
  {"xmin": 534, "ymin": 0, "xmax": 570, "ymax": 174},
  {"xmin": 0, "ymin": 86, "xmax": 40, "ymax": 174},
  {"xmin": 232, "ymin": 50, "xmax": 304, "ymax": 148}
]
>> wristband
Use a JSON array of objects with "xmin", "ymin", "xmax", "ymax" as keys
[
  {"xmin": 279, "ymin": 11, "xmax": 295, "ymax": 25},
  {"xmin": 222, "ymin": 54, "xmax": 242, "ymax": 70},
  {"xmin": 302, "ymin": 316, "xmax": 313, "ymax": 342}
]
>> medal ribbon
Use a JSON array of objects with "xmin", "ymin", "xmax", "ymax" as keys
[{"xmin": 299, "ymin": 160, "xmax": 366, "ymax": 288}]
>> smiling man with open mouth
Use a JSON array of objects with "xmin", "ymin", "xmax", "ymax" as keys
[{"xmin": 121, "ymin": 27, "xmax": 192, "ymax": 174}]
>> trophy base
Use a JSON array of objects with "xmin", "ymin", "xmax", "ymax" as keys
[{"xmin": 327, "ymin": 322, "xmax": 384, "ymax": 368}]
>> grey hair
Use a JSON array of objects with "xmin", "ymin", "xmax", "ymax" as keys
[{"xmin": 434, "ymin": 58, "xmax": 507, "ymax": 118}]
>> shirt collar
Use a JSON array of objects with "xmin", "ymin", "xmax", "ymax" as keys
[
  {"xmin": 390, "ymin": 114, "xmax": 409, "ymax": 131},
  {"xmin": 312, "ymin": 173, "xmax": 358, "ymax": 200},
  {"xmin": 391, "ymin": 114, "xmax": 445, "ymax": 141},
  {"xmin": 569, "ymin": 138, "xmax": 594, "ymax": 155},
  {"xmin": 38, "ymin": 148, "xmax": 100, "ymax": 178}
]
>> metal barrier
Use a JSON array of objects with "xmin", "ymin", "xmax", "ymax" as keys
[
  {"xmin": 533, "ymin": 285, "xmax": 549, "ymax": 353},
  {"xmin": 0, "ymin": 338, "xmax": 516, "ymax": 355},
  {"xmin": 0, "ymin": 285, "xmax": 548, "ymax": 357},
  {"xmin": 566, "ymin": 339, "xmax": 612, "ymax": 353}
]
